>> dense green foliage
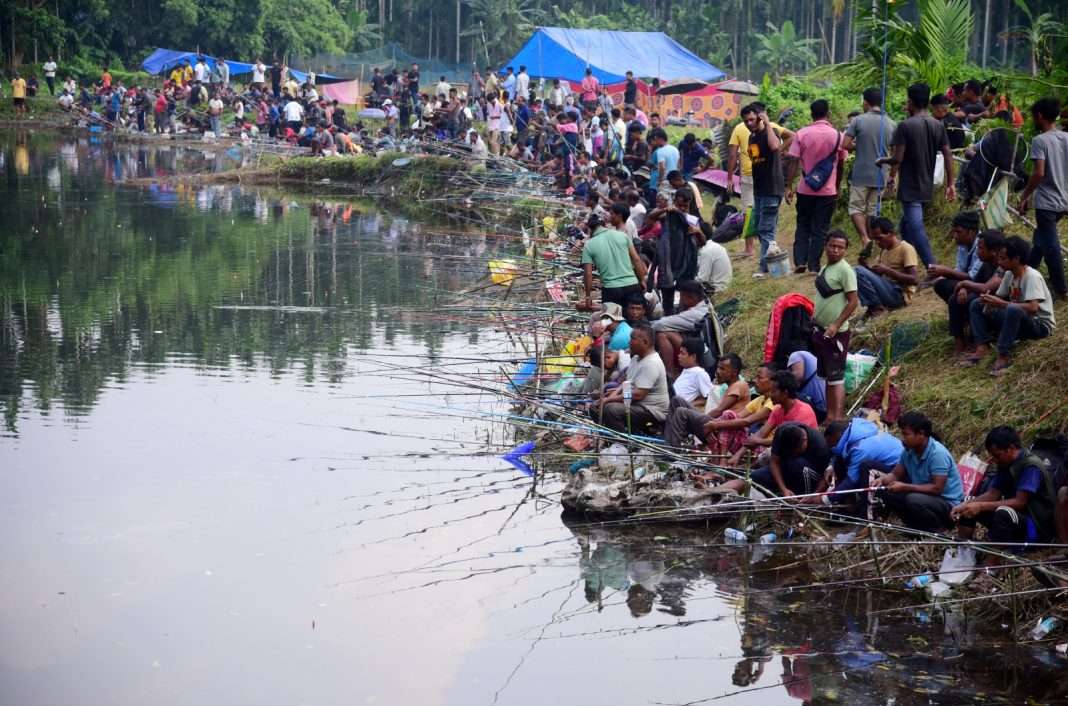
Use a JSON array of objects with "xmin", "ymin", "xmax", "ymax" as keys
[{"xmin": 2, "ymin": 0, "xmax": 1066, "ymax": 85}]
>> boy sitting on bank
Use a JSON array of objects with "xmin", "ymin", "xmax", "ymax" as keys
[
  {"xmin": 855, "ymin": 217, "xmax": 919, "ymax": 318},
  {"xmin": 964, "ymin": 235, "xmax": 1056, "ymax": 375}
]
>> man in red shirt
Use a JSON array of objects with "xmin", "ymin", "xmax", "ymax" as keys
[{"xmin": 786, "ymin": 99, "xmax": 847, "ymax": 273}]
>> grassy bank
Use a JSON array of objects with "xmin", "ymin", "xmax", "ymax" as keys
[
  {"xmin": 274, "ymin": 152, "xmax": 463, "ymax": 197},
  {"xmin": 0, "ymin": 94, "xmax": 68, "ymax": 122},
  {"xmin": 704, "ymin": 193, "xmax": 1068, "ymax": 453}
]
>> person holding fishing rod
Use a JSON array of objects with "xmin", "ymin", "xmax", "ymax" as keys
[{"xmin": 577, "ymin": 204, "xmax": 647, "ymax": 312}]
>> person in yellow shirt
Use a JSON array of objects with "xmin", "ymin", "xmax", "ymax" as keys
[
  {"xmin": 182, "ymin": 61, "xmax": 194, "ymax": 84},
  {"xmin": 727, "ymin": 118, "xmax": 794, "ymax": 257},
  {"xmin": 11, "ymin": 73, "xmax": 27, "ymax": 116},
  {"xmin": 169, "ymin": 66, "xmax": 184, "ymax": 87}
]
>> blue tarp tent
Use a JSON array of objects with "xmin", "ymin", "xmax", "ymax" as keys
[
  {"xmin": 500, "ymin": 28, "xmax": 725, "ymax": 84},
  {"xmin": 140, "ymin": 48, "xmax": 341, "ymax": 84}
]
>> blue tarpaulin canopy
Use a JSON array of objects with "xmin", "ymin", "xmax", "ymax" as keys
[
  {"xmin": 140, "ymin": 48, "xmax": 343, "ymax": 84},
  {"xmin": 499, "ymin": 28, "xmax": 725, "ymax": 84}
]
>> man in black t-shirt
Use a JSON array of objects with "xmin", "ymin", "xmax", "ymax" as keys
[
  {"xmin": 624, "ymin": 71, "xmax": 637, "ymax": 106},
  {"xmin": 270, "ymin": 61, "xmax": 283, "ymax": 99},
  {"xmin": 744, "ymin": 102, "xmax": 784, "ymax": 276},
  {"xmin": 749, "ymin": 424, "xmax": 831, "ymax": 497},
  {"xmin": 931, "ymin": 94, "xmax": 965, "ymax": 149},
  {"xmin": 878, "ymin": 82, "xmax": 956, "ymax": 267},
  {"xmin": 407, "ymin": 63, "xmax": 420, "ymax": 99}
]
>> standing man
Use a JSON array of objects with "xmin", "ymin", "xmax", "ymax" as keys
[
  {"xmin": 878, "ymin": 82, "xmax": 955, "ymax": 268},
  {"xmin": 11, "ymin": 73, "xmax": 27, "ymax": 117},
  {"xmin": 728, "ymin": 106, "xmax": 792, "ymax": 259},
  {"xmin": 810, "ymin": 230, "xmax": 859, "ymax": 422},
  {"xmin": 580, "ymin": 68, "xmax": 600, "ymax": 113},
  {"xmin": 623, "ymin": 71, "xmax": 637, "ymax": 106},
  {"xmin": 42, "ymin": 56, "xmax": 57, "ymax": 95},
  {"xmin": 268, "ymin": 60, "xmax": 281, "ymax": 98},
  {"xmin": 578, "ymin": 204, "xmax": 647, "ymax": 310},
  {"xmin": 1017, "ymin": 97, "xmax": 1068, "ymax": 301},
  {"xmin": 842, "ymin": 87, "xmax": 896, "ymax": 246},
  {"xmin": 515, "ymin": 65, "xmax": 530, "ymax": 103},
  {"xmin": 786, "ymin": 99, "xmax": 846, "ymax": 274},
  {"xmin": 484, "ymin": 66, "xmax": 499, "ymax": 101},
  {"xmin": 501, "ymin": 67, "xmax": 516, "ymax": 101},
  {"xmin": 647, "ymin": 128, "xmax": 679, "ymax": 196},
  {"xmin": 745, "ymin": 103, "xmax": 784, "ymax": 278},
  {"xmin": 407, "ymin": 63, "xmax": 421, "ymax": 103}
]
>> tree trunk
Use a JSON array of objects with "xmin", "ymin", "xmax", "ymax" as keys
[
  {"xmin": 456, "ymin": 0, "xmax": 460, "ymax": 64},
  {"xmin": 830, "ymin": 10, "xmax": 838, "ymax": 64},
  {"xmin": 1001, "ymin": 0, "xmax": 1009, "ymax": 66},
  {"xmin": 982, "ymin": 0, "xmax": 991, "ymax": 67}
]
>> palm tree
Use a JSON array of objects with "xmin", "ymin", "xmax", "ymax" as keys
[
  {"xmin": 461, "ymin": 0, "xmax": 544, "ymax": 65},
  {"xmin": 753, "ymin": 21, "xmax": 818, "ymax": 78},
  {"xmin": 1002, "ymin": 0, "xmax": 1067, "ymax": 76}
]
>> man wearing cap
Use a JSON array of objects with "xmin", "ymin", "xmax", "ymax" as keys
[{"xmin": 599, "ymin": 303, "xmax": 632, "ymax": 351}]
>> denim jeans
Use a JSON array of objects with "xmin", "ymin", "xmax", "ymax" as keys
[
  {"xmin": 855, "ymin": 266, "xmax": 905, "ymax": 309},
  {"xmin": 969, "ymin": 300, "xmax": 1051, "ymax": 355},
  {"xmin": 752, "ymin": 195, "xmax": 782, "ymax": 273},
  {"xmin": 210, "ymin": 116, "xmax": 221, "ymax": 136},
  {"xmin": 1030, "ymin": 209, "xmax": 1067, "ymax": 296},
  {"xmin": 898, "ymin": 200, "xmax": 936, "ymax": 267},
  {"xmin": 793, "ymin": 193, "xmax": 835, "ymax": 272}
]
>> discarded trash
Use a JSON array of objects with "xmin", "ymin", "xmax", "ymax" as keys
[
  {"xmin": 938, "ymin": 546, "xmax": 977, "ymax": 585},
  {"xmin": 725, "ymin": 528, "xmax": 748, "ymax": 544},
  {"xmin": 1031, "ymin": 617, "xmax": 1060, "ymax": 641},
  {"xmin": 905, "ymin": 574, "xmax": 933, "ymax": 590},
  {"xmin": 927, "ymin": 581, "xmax": 952, "ymax": 599},
  {"xmin": 509, "ymin": 359, "xmax": 538, "ymax": 390},
  {"xmin": 501, "ymin": 441, "xmax": 536, "ymax": 476},
  {"xmin": 759, "ymin": 532, "xmax": 777, "ymax": 545},
  {"xmin": 1056, "ymin": 643, "xmax": 1068, "ymax": 655},
  {"xmin": 834, "ymin": 531, "xmax": 858, "ymax": 543},
  {"xmin": 569, "ymin": 458, "xmax": 596, "ymax": 474}
]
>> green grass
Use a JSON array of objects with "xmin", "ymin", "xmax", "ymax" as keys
[
  {"xmin": 708, "ymin": 192, "xmax": 1068, "ymax": 452},
  {"xmin": 0, "ymin": 93, "xmax": 67, "ymax": 121}
]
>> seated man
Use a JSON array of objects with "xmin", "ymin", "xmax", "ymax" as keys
[
  {"xmin": 580, "ymin": 345, "xmax": 621, "ymax": 399},
  {"xmin": 820, "ymin": 417, "xmax": 904, "ymax": 515},
  {"xmin": 715, "ymin": 423, "xmax": 831, "ymax": 498},
  {"xmin": 786, "ymin": 350, "xmax": 827, "ymax": 423},
  {"xmin": 664, "ymin": 352, "xmax": 748, "ymax": 452},
  {"xmin": 670, "ymin": 337, "xmax": 714, "ymax": 407},
  {"xmin": 872, "ymin": 411, "xmax": 964, "ymax": 533},
  {"xmin": 952, "ymin": 425, "xmax": 1056, "ymax": 551},
  {"xmin": 855, "ymin": 217, "xmax": 919, "ymax": 317},
  {"xmin": 727, "ymin": 370, "xmax": 819, "ymax": 467},
  {"xmin": 652, "ymin": 279, "xmax": 709, "ymax": 379},
  {"xmin": 938, "ymin": 229, "xmax": 1004, "ymax": 353},
  {"xmin": 594, "ymin": 323, "xmax": 670, "ymax": 433},
  {"xmin": 599, "ymin": 303, "xmax": 632, "ymax": 351},
  {"xmin": 622, "ymin": 291, "xmax": 650, "ymax": 328},
  {"xmin": 929, "ymin": 211, "xmax": 984, "ymax": 303},
  {"xmin": 697, "ymin": 238, "xmax": 732, "ymax": 296},
  {"xmin": 965, "ymin": 235, "xmax": 1056, "ymax": 375}
]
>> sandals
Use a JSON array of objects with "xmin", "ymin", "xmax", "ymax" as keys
[{"xmin": 990, "ymin": 362, "xmax": 1012, "ymax": 377}]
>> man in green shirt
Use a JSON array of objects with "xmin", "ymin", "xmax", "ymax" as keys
[
  {"xmin": 579, "ymin": 202, "xmax": 647, "ymax": 310},
  {"xmin": 811, "ymin": 230, "xmax": 859, "ymax": 422}
]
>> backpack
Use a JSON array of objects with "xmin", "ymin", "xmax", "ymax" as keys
[
  {"xmin": 802, "ymin": 131, "xmax": 841, "ymax": 192},
  {"xmin": 772, "ymin": 306, "xmax": 812, "ymax": 369},
  {"xmin": 692, "ymin": 306, "xmax": 726, "ymax": 380},
  {"xmin": 1030, "ymin": 434, "xmax": 1068, "ymax": 490}
]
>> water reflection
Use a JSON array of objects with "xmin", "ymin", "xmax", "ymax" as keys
[{"xmin": 0, "ymin": 130, "xmax": 519, "ymax": 436}]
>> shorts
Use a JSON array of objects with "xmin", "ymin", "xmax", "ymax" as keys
[
  {"xmin": 740, "ymin": 175, "xmax": 754, "ymax": 210},
  {"xmin": 602, "ymin": 283, "xmax": 642, "ymax": 306},
  {"xmin": 13, "ymin": 97, "xmax": 25, "ymax": 107},
  {"xmin": 848, "ymin": 184, "xmax": 881, "ymax": 217},
  {"xmin": 810, "ymin": 327, "xmax": 850, "ymax": 384}
]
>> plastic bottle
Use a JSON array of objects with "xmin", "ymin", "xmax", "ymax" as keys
[
  {"xmin": 1031, "ymin": 617, "xmax": 1060, "ymax": 640},
  {"xmin": 724, "ymin": 528, "xmax": 748, "ymax": 544},
  {"xmin": 904, "ymin": 574, "xmax": 933, "ymax": 590},
  {"xmin": 759, "ymin": 532, "xmax": 777, "ymax": 545}
]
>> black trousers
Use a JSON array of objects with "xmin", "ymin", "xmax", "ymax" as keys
[
  {"xmin": 793, "ymin": 193, "xmax": 836, "ymax": 272},
  {"xmin": 879, "ymin": 490, "xmax": 954, "ymax": 533}
]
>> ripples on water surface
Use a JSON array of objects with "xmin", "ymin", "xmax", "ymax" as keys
[{"xmin": 1, "ymin": 130, "xmax": 1065, "ymax": 705}]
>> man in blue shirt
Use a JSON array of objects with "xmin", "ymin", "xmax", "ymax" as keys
[
  {"xmin": 821, "ymin": 417, "xmax": 904, "ymax": 517},
  {"xmin": 952, "ymin": 426, "xmax": 1056, "ymax": 550},
  {"xmin": 647, "ymin": 127, "xmax": 679, "ymax": 193},
  {"xmin": 873, "ymin": 411, "xmax": 964, "ymax": 532}
]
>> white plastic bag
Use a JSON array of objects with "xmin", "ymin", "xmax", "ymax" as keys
[{"xmin": 939, "ymin": 546, "xmax": 977, "ymax": 585}]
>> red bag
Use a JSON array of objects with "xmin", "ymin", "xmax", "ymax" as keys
[{"xmin": 863, "ymin": 383, "xmax": 902, "ymax": 425}]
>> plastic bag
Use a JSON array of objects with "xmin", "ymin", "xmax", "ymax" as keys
[
  {"xmin": 844, "ymin": 353, "xmax": 879, "ymax": 393},
  {"xmin": 939, "ymin": 546, "xmax": 977, "ymax": 586}
]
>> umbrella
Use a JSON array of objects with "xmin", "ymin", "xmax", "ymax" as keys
[
  {"xmin": 358, "ymin": 108, "xmax": 386, "ymax": 119},
  {"xmin": 715, "ymin": 79, "xmax": 760, "ymax": 95},
  {"xmin": 656, "ymin": 78, "xmax": 710, "ymax": 95},
  {"xmin": 692, "ymin": 168, "xmax": 741, "ymax": 195}
]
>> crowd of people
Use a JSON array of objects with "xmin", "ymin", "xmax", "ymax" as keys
[{"xmin": 566, "ymin": 74, "xmax": 1066, "ymax": 555}]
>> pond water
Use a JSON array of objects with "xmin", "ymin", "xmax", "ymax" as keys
[{"xmin": 1, "ymin": 131, "xmax": 1064, "ymax": 705}]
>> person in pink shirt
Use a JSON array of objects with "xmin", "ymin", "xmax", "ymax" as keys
[
  {"xmin": 580, "ymin": 68, "xmax": 600, "ymax": 110},
  {"xmin": 785, "ymin": 99, "xmax": 848, "ymax": 273}
]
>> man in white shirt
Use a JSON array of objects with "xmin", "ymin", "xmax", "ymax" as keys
[
  {"xmin": 252, "ymin": 60, "xmax": 266, "ymax": 87},
  {"xmin": 43, "ymin": 57, "xmax": 58, "ymax": 95},
  {"xmin": 697, "ymin": 240, "xmax": 733, "ymax": 295},
  {"xmin": 208, "ymin": 94, "xmax": 225, "ymax": 136},
  {"xmin": 284, "ymin": 98, "xmax": 304, "ymax": 132},
  {"xmin": 194, "ymin": 57, "xmax": 209, "ymax": 83},
  {"xmin": 515, "ymin": 66, "xmax": 530, "ymax": 101},
  {"xmin": 625, "ymin": 190, "xmax": 646, "ymax": 230},
  {"xmin": 435, "ymin": 76, "xmax": 450, "ymax": 98}
]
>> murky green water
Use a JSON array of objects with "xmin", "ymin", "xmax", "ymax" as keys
[{"xmin": 1, "ymin": 131, "xmax": 1064, "ymax": 705}]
